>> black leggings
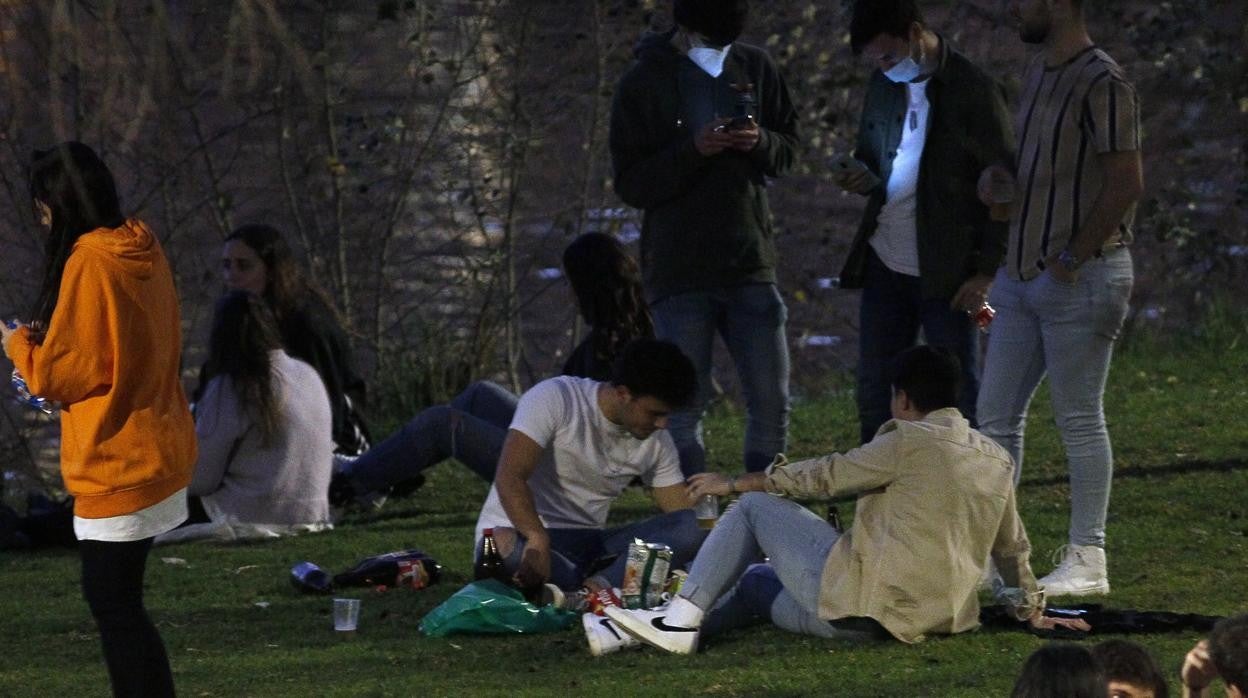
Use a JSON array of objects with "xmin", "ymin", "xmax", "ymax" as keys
[{"xmin": 79, "ymin": 537, "xmax": 176, "ymax": 697}]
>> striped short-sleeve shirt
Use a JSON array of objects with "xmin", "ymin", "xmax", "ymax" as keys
[{"xmin": 1008, "ymin": 47, "xmax": 1140, "ymax": 281}]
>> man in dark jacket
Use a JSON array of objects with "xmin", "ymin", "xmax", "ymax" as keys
[
  {"xmin": 609, "ymin": 0, "xmax": 800, "ymax": 476},
  {"xmin": 835, "ymin": 0, "xmax": 1014, "ymax": 444}
]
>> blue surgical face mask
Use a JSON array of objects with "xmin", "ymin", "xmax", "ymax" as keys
[
  {"xmin": 686, "ymin": 33, "xmax": 731, "ymax": 78},
  {"xmin": 883, "ymin": 37, "xmax": 925, "ymax": 83}
]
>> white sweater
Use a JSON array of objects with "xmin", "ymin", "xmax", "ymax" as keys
[{"xmin": 188, "ymin": 350, "xmax": 333, "ymax": 526}]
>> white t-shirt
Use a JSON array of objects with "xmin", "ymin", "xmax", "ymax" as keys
[
  {"xmin": 74, "ymin": 487, "xmax": 188, "ymax": 542},
  {"xmin": 870, "ymin": 78, "xmax": 931, "ymax": 277},
  {"xmin": 474, "ymin": 376, "xmax": 684, "ymax": 542}
]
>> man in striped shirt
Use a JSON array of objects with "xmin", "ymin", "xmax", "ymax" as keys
[{"xmin": 976, "ymin": 0, "xmax": 1143, "ymax": 596}]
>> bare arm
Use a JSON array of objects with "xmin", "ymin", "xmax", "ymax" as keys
[
  {"xmin": 1068, "ymin": 150, "xmax": 1144, "ymax": 261},
  {"xmin": 651, "ymin": 483, "xmax": 694, "ymax": 513},
  {"xmin": 493, "ymin": 429, "xmax": 551, "ymax": 588},
  {"xmin": 1046, "ymin": 150, "xmax": 1144, "ymax": 281}
]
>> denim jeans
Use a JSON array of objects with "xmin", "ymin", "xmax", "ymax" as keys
[
  {"xmin": 976, "ymin": 248, "xmax": 1133, "ymax": 547},
  {"xmin": 650, "ymin": 284, "xmax": 790, "ymax": 475},
  {"xmin": 682, "ymin": 493, "xmax": 887, "ymax": 642},
  {"xmin": 344, "ymin": 381, "xmax": 517, "ymax": 492},
  {"xmin": 497, "ymin": 509, "xmax": 707, "ymax": 590},
  {"xmin": 857, "ymin": 249, "xmax": 980, "ymax": 444}
]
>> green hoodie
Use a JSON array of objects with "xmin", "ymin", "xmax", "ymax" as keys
[{"xmin": 609, "ymin": 30, "xmax": 800, "ymax": 302}]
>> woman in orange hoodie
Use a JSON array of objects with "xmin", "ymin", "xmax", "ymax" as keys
[{"xmin": 2, "ymin": 142, "xmax": 195, "ymax": 697}]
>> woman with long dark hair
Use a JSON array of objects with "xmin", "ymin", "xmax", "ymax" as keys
[
  {"xmin": 177, "ymin": 291, "xmax": 333, "ymax": 538},
  {"xmin": 209, "ymin": 223, "xmax": 371, "ymax": 455},
  {"xmin": 1, "ymin": 142, "xmax": 195, "ymax": 697},
  {"xmin": 332, "ymin": 232, "xmax": 655, "ymax": 507},
  {"xmin": 561, "ymin": 232, "xmax": 655, "ymax": 380}
]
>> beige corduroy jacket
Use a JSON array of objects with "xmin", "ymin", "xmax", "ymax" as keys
[{"xmin": 765, "ymin": 408, "xmax": 1044, "ymax": 643}]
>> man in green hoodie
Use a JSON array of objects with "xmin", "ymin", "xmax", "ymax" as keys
[{"xmin": 608, "ymin": 0, "xmax": 800, "ymax": 477}]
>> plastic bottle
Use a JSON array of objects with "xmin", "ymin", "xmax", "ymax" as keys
[
  {"xmin": 474, "ymin": 528, "xmax": 507, "ymax": 582},
  {"xmin": 290, "ymin": 561, "xmax": 333, "ymax": 594},
  {"xmin": 332, "ymin": 549, "xmax": 441, "ymax": 590}
]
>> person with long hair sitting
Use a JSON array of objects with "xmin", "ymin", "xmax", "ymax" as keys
[
  {"xmin": 332, "ymin": 232, "xmax": 655, "ymax": 506},
  {"xmin": 163, "ymin": 291, "xmax": 334, "ymax": 543},
  {"xmin": 2, "ymin": 142, "xmax": 195, "ymax": 697},
  {"xmin": 212, "ymin": 223, "xmax": 371, "ymax": 455}
]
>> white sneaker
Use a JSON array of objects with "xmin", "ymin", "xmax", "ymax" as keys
[
  {"xmin": 1038, "ymin": 544, "xmax": 1110, "ymax": 596},
  {"xmin": 603, "ymin": 606, "xmax": 699, "ymax": 655},
  {"xmin": 583, "ymin": 613, "xmax": 639, "ymax": 656}
]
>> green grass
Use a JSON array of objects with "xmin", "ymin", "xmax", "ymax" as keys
[{"xmin": 2, "ymin": 311, "xmax": 1246, "ymax": 697}]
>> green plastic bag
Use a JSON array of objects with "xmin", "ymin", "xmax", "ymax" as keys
[{"xmin": 419, "ymin": 579, "xmax": 577, "ymax": 637}]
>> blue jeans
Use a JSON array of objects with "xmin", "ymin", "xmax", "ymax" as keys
[
  {"xmin": 682, "ymin": 493, "xmax": 887, "ymax": 642},
  {"xmin": 498, "ymin": 509, "xmax": 707, "ymax": 590},
  {"xmin": 857, "ymin": 249, "xmax": 980, "ymax": 444},
  {"xmin": 650, "ymin": 284, "xmax": 790, "ymax": 475},
  {"xmin": 976, "ymin": 249, "xmax": 1133, "ymax": 547},
  {"xmin": 344, "ymin": 381, "xmax": 518, "ymax": 492}
]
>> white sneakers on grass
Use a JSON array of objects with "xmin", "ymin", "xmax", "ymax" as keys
[
  {"xmin": 582, "ymin": 613, "xmax": 639, "ymax": 656},
  {"xmin": 1039, "ymin": 544, "xmax": 1110, "ymax": 597},
  {"xmin": 602, "ymin": 606, "xmax": 699, "ymax": 655}
]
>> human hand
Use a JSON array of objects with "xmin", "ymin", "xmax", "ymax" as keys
[
  {"xmin": 726, "ymin": 117, "xmax": 760, "ymax": 152},
  {"xmin": 833, "ymin": 168, "xmax": 876, "ymax": 194},
  {"xmin": 977, "ymin": 165, "xmax": 1017, "ymax": 206},
  {"xmin": 950, "ymin": 274, "xmax": 993, "ymax": 312},
  {"xmin": 1027, "ymin": 610, "xmax": 1091, "ymax": 633},
  {"xmin": 978, "ymin": 165, "xmax": 1016, "ymax": 221},
  {"xmin": 0, "ymin": 319, "xmax": 23, "ymax": 357},
  {"xmin": 686, "ymin": 472, "xmax": 733, "ymax": 500},
  {"xmin": 1043, "ymin": 252, "xmax": 1080, "ymax": 285},
  {"xmin": 513, "ymin": 541, "xmax": 550, "ymax": 590},
  {"xmin": 695, "ymin": 118, "xmax": 736, "ymax": 156},
  {"xmin": 1181, "ymin": 640, "xmax": 1218, "ymax": 695}
]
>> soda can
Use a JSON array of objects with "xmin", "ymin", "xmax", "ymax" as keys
[
  {"xmin": 970, "ymin": 302, "xmax": 995, "ymax": 332},
  {"xmin": 663, "ymin": 569, "xmax": 688, "ymax": 599},
  {"xmin": 621, "ymin": 539, "xmax": 650, "ymax": 609},
  {"xmin": 643, "ymin": 543, "xmax": 672, "ymax": 608}
]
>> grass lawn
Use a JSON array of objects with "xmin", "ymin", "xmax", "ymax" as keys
[{"xmin": 1, "ymin": 316, "xmax": 1245, "ymax": 697}]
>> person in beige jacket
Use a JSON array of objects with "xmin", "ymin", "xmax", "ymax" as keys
[{"xmin": 605, "ymin": 345, "xmax": 1089, "ymax": 655}]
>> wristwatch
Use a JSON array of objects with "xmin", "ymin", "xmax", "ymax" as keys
[{"xmin": 1056, "ymin": 249, "xmax": 1081, "ymax": 273}]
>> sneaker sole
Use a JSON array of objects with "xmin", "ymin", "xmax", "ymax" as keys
[
  {"xmin": 583, "ymin": 616, "xmax": 633, "ymax": 657},
  {"xmin": 603, "ymin": 607, "xmax": 698, "ymax": 655},
  {"xmin": 1041, "ymin": 581, "xmax": 1110, "ymax": 597}
]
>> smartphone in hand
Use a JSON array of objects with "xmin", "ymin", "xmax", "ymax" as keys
[{"xmin": 830, "ymin": 154, "xmax": 881, "ymax": 191}]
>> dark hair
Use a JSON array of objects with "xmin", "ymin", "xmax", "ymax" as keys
[
  {"xmin": 562, "ymin": 233, "xmax": 654, "ymax": 371},
  {"xmin": 1011, "ymin": 644, "xmax": 1106, "ymax": 698},
  {"xmin": 609, "ymin": 339, "xmax": 696, "ymax": 409},
  {"xmin": 1091, "ymin": 640, "xmax": 1168, "ymax": 698},
  {"xmin": 850, "ymin": 0, "xmax": 924, "ymax": 55},
  {"xmin": 224, "ymin": 224, "xmax": 305, "ymax": 320},
  {"xmin": 673, "ymin": 0, "xmax": 749, "ymax": 47},
  {"xmin": 1210, "ymin": 613, "xmax": 1248, "ymax": 692},
  {"xmin": 28, "ymin": 142, "xmax": 125, "ymax": 333},
  {"xmin": 890, "ymin": 345, "xmax": 961, "ymax": 413},
  {"xmin": 205, "ymin": 291, "xmax": 284, "ymax": 444}
]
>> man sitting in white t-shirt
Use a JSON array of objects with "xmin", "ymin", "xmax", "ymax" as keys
[{"xmin": 476, "ymin": 339, "xmax": 703, "ymax": 591}]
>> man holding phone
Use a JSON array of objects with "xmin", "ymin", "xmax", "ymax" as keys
[
  {"xmin": 834, "ymin": 0, "xmax": 1014, "ymax": 444},
  {"xmin": 609, "ymin": 0, "xmax": 800, "ymax": 476}
]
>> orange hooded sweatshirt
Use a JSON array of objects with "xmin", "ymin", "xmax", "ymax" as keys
[{"xmin": 5, "ymin": 219, "xmax": 196, "ymax": 519}]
